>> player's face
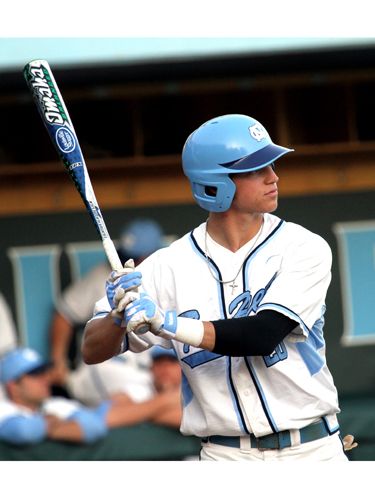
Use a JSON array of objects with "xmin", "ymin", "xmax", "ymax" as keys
[
  {"xmin": 230, "ymin": 165, "xmax": 279, "ymax": 214},
  {"xmin": 15, "ymin": 371, "xmax": 51, "ymax": 407},
  {"xmin": 152, "ymin": 357, "xmax": 181, "ymax": 392}
]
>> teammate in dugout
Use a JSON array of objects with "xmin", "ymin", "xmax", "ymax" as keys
[
  {"xmin": 0, "ymin": 346, "xmax": 182, "ymax": 446},
  {"xmin": 82, "ymin": 114, "xmax": 356, "ymax": 461}
]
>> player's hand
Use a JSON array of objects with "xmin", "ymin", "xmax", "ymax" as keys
[
  {"xmin": 124, "ymin": 292, "xmax": 204, "ymax": 347},
  {"xmin": 342, "ymin": 434, "xmax": 358, "ymax": 451},
  {"xmin": 49, "ymin": 358, "xmax": 69, "ymax": 386},
  {"xmin": 105, "ymin": 259, "xmax": 142, "ymax": 310},
  {"xmin": 124, "ymin": 292, "xmax": 172, "ymax": 338}
]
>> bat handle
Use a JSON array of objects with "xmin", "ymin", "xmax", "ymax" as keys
[
  {"xmin": 133, "ymin": 318, "xmax": 151, "ymax": 335},
  {"xmin": 103, "ymin": 239, "xmax": 124, "ymax": 273}
]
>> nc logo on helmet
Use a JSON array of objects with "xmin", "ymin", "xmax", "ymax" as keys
[{"xmin": 249, "ymin": 124, "xmax": 268, "ymax": 142}]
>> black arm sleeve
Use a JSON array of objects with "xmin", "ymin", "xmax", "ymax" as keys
[{"xmin": 212, "ymin": 310, "xmax": 299, "ymax": 356}]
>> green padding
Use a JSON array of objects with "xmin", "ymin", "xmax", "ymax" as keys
[
  {"xmin": 1, "ymin": 397, "xmax": 374, "ymax": 461},
  {"xmin": 0, "ymin": 424, "xmax": 201, "ymax": 461},
  {"xmin": 339, "ymin": 396, "xmax": 375, "ymax": 439}
]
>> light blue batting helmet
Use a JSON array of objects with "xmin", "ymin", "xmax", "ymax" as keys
[
  {"xmin": 0, "ymin": 347, "xmax": 51, "ymax": 384},
  {"xmin": 119, "ymin": 218, "xmax": 164, "ymax": 258},
  {"xmin": 182, "ymin": 114, "xmax": 294, "ymax": 212}
]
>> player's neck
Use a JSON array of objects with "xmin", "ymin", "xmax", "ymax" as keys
[{"xmin": 206, "ymin": 212, "xmax": 264, "ymax": 252}]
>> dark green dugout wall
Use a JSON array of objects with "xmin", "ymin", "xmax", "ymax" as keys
[
  {"xmin": 0, "ymin": 189, "xmax": 374, "ymax": 397},
  {"xmin": 277, "ymin": 190, "xmax": 375, "ymax": 397}
]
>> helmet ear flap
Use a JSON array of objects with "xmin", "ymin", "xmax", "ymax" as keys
[{"xmin": 190, "ymin": 175, "xmax": 236, "ymax": 212}]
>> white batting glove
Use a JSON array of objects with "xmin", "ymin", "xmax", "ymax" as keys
[
  {"xmin": 105, "ymin": 259, "xmax": 142, "ymax": 310},
  {"xmin": 124, "ymin": 293, "xmax": 204, "ymax": 347},
  {"xmin": 124, "ymin": 293, "xmax": 165, "ymax": 335}
]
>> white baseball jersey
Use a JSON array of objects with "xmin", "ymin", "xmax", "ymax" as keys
[{"xmin": 92, "ymin": 213, "xmax": 340, "ymax": 438}]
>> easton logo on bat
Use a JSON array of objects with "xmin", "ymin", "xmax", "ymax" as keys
[{"xmin": 25, "ymin": 62, "xmax": 67, "ymax": 125}]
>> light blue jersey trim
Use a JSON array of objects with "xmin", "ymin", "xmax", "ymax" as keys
[
  {"xmin": 259, "ymin": 304, "xmax": 327, "ymax": 376},
  {"xmin": 243, "ymin": 220, "xmax": 286, "ymax": 290},
  {"xmin": 189, "ymin": 232, "xmax": 227, "ymax": 320},
  {"xmin": 189, "ymin": 231, "xmax": 249, "ymax": 431},
  {"xmin": 257, "ymin": 303, "xmax": 311, "ymax": 336},
  {"xmin": 296, "ymin": 314, "xmax": 326, "ymax": 375},
  {"xmin": 181, "ymin": 372, "xmax": 194, "ymax": 407},
  {"xmin": 181, "ymin": 349, "xmax": 223, "ymax": 368},
  {"xmin": 296, "ymin": 340, "xmax": 325, "ymax": 376}
]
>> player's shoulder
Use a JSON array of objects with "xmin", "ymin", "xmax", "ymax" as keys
[
  {"xmin": 42, "ymin": 397, "xmax": 82, "ymax": 418},
  {"xmin": 0, "ymin": 400, "xmax": 27, "ymax": 422},
  {"xmin": 284, "ymin": 220, "xmax": 329, "ymax": 246},
  {"xmin": 278, "ymin": 218, "xmax": 332, "ymax": 261}
]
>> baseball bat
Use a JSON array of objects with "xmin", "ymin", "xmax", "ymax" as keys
[{"xmin": 23, "ymin": 59, "xmax": 149, "ymax": 333}]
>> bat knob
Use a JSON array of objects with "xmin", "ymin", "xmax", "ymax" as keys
[{"xmin": 134, "ymin": 323, "xmax": 150, "ymax": 335}]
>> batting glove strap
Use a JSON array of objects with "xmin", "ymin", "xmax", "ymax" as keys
[
  {"xmin": 110, "ymin": 309, "xmax": 123, "ymax": 327},
  {"xmin": 125, "ymin": 294, "xmax": 204, "ymax": 347},
  {"xmin": 159, "ymin": 312, "xmax": 204, "ymax": 348}
]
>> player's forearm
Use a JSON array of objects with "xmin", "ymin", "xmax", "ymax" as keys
[
  {"xmin": 106, "ymin": 393, "xmax": 176, "ymax": 428},
  {"xmin": 198, "ymin": 322, "xmax": 216, "ymax": 350},
  {"xmin": 151, "ymin": 313, "xmax": 296, "ymax": 356},
  {"xmin": 46, "ymin": 417, "xmax": 84, "ymax": 442},
  {"xmin": 151, "ymin": 407, "xmax": 182, "ymax": 428},
  {"xmin": 50, "ymin": 312, "xmax": 74, "ymax": 360},
  {"xmin": 123, "ymin": 294, "xmax": 296, "ymax": 355},
  {"xmin": 81, "ymin": 313, "xmax": 124, "ymax": 364},
  {"xmin": 50, "ymin": 313, "xmax": 74, "ymax": 383}
]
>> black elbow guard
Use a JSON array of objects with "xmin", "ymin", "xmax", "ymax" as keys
[{"xmin": 212, "ymin": 310, "xmax": 298, "ymax": 356}]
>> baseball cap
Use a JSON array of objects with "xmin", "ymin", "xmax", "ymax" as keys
[
  {"xmin": 119, "ymin": 219, "xmax": 164, "ymax": 259},
  {"xmin": 151, "ymin": 345, "xmax": 177, "ymax": 361},
  {"xmin": 0, "ymin": 347, "xmax": 51, "ymax": 384}
]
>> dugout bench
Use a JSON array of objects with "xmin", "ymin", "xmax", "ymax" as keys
[
  {"xmin": 0, "ymin": 396, "xmax": 373, "ymax": 461},
  {"xmin": 0, "ymin": 423, "xmax": 201, "ymax": 461}
]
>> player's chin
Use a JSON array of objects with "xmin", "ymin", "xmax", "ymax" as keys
[{"xmin": 263, "ymin": 197, "xmax": 278, "ymax": 213}]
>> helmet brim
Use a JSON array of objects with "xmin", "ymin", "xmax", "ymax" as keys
[{"xmin": 219, "ymin": 143, "xmax": 294, "ymax": 171}]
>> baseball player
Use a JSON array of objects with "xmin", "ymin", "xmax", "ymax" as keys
[{"xmin": 82, "ymin": 114, "xmax": 349, "ymax": 461}]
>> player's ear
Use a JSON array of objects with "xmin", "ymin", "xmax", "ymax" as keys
[{"xmin": 5, "ymin": 379, "xmax": 19, "ymax": 399}]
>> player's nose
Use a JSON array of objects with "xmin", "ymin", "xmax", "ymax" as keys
[{"xmin": 264, "ymin": 165, "xmax": 279, "ymax": 183}]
